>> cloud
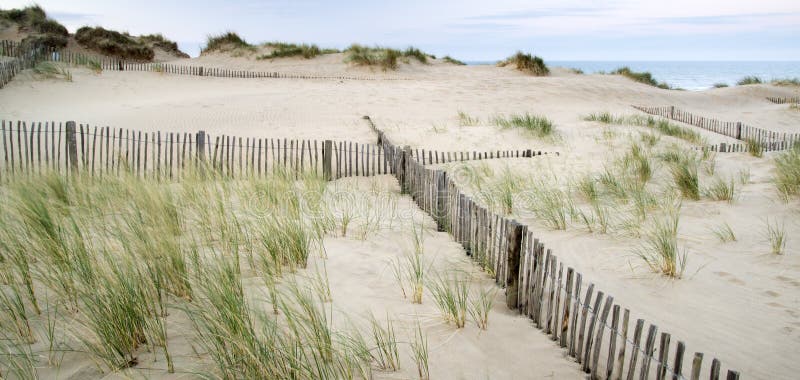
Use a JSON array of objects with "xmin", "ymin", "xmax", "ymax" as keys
[{"xmin": 464, "ymin": 6, "xmax": 612, "ymax": 21}]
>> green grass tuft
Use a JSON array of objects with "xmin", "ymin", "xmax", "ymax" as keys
[
  {"xmin": 75, "ymin": 26, "xmax": 155, "ymax": 61},
  {"xmin": 737, "ymin": 76, "xmax": 762, "ymax": 85},
  {"xmin": 497, "ymin": 51, "xmax": 549, "ymax": 76},
  {"xmin": 202, "ymin": 31, "xmax": 254, "ymax": 54},
  {"xmin": 611, "ymin": 67, "xmax": 671, "ymax": 89},
  {"xmin": 493, "ymin": 113, "xmax": 555, "ymax": 137},
  {"xmin": 775, "ymin": 144, "xmax": 800, "ymax": 200},
  {"xmin": 442, "ymin": 56, "xmax": 466, "ymax": 65}
]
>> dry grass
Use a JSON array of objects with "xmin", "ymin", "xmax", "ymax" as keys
[{"xmin": 497, "ymin": 51, "xmax": 549, "ymax": 76}]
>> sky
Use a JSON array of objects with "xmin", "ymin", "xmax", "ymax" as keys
[{"xmin": 3, "ymin": 0, "xmax": 799, "ymax": 61}]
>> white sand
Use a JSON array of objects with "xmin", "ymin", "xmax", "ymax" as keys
[{"xmin": 1, "ymin": 55, "xmax": 799, "ymax": 379}]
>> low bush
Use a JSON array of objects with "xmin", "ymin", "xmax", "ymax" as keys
[
  {"xmin": 345, "ymin": 44, "xmax": 399, "ymax": 71},
  {"xmin": 75, "ymin": 26, "xmax": 155, "ymax": 61}
]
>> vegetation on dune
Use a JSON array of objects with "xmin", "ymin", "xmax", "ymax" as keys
[
  {"xmin": 442, "ymin": 55, "xmax": 466, "ymax": 65},
  {"xmin": 75, "ymin": 26, "xmax": 155, "ymax": 61},
  {"xmin": 771, "ymin": 78, "xmax": 800, "ymax": 86},
  {"xmin": 736, "ymin": 76, "xmax": 762, "ymax": 85},
  {"xmin": 139, "ymin": 34, "xmax": 189, "ymax": 58},
  {"xmin": 774, "ymin": 144, "xmax": 800, "ymax": 200},
  {"xmin": 344, "ymin": 44, "xmax": 433, "ymax": 70},
  {"xmin": 345, "ymin": 44, "xmax": 400, "ymax": 70},
  {"xmin": 745, "ymin": 138, "xmax": 764, "ymax": 157},
  {"xmin": 257, "ymin": 42, "xmax": 339, "ymax": 60},
  {"xmin": 31, "ymin": 61, "xmax": 72, "ymax": 81},
  {"xmin": 584, "ymin": 112, "xmax": 704, "ymax": 144},
  {"xmin": 493, "ymin": 113, "xmax": 555, "ymax": 138},
  {"xmin": 712, "ymin": 82, "xmax": 729, "ymax": 88},
  {"xmin": 1, "ymin": 5, "xmax": 69, "ymax": 49},
  {"xmin": 497, "ymin": 51, "xmax": 549, "ymax": 76},
  {"xmin": 635, "ymin": 206, "xmax": 686, "ymax": 278},
  {"xmin": 764, "ymin": 219, "xmax": 787, "ymax": 255},
  {"xmin": 611, "ymin": 67, "xmax": 671, "ymax": 89},
  {"xmin": 201, "ymin": 31, "xmax": 255, "ymax": 55}
]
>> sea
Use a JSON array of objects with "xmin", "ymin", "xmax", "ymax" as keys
[{"xmin": 466, "ymin": 61, "xmax": 800, "ymax": 91}]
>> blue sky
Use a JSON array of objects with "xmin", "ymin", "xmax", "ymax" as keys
[{"xmin": 4, "ymin": 0, "xmax": 799, "ymax": 60}]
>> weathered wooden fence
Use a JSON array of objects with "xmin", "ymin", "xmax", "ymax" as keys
[
  {"xmin": 633, "ymin": 105, "xmax": 799, "ymax": 153},
  {"xmin": 376, "ymin": 127, "xmax": 742, "ymax": 380},
  {"xmin": 0, "ymin": 40, "xmax": 402, "ymax": 89},
  {"xmin": 766, "ymin": 96, "xmax": 799, "ymax": 105},
  {"xmin": 0, "ymin": 120, "xmax": 400, "ymax": 182}
]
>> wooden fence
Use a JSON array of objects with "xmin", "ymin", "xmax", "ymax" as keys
[
  {"xmin": 766, "ymin": 96, "xmax": 799, "ymax": 105},
  {"xmin": 376, "ymin": 128, "xmax": 742, "ymax": 380},
  {"xmin": 632, "ymin": 105, "xmax": 799, "ymax": 153},
  {"xmin": 0, "ymin": 120, "xmax": 401, "ymax": 182},
  {"xmin": 0, "ymin": 40, "xmax": 402, "ymax": 89},
  {"xmin": 0, "ymin": 119, "xmax": 547, "ymax": 182}
]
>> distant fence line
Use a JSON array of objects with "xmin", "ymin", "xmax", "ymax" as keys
[
  {"xmin": 0, "ymin": 119, "xmax": 544, "ymax": 182},
  {"xmin": 632, "ymin": 105, "xmax": 799, "ymax": 153},
  {"xmin": 0, "ymin": 40, "xmax": 405, "ymax": 89},
  {"xmin": 766, "ymin": 96, "xmax": 799, "ymax": 105},
  {"xmin": 375, "ymin": 125, "xmax": 742, "ymax": 380}
]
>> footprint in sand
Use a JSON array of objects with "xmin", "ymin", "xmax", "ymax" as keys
[
  {"xmin": 763, "ymin": 290, "xmax": 781, "ymax": 298},
  {"xmin": 776, "ymin": 275, "xmax": 800, "ymax": 287},
  {"xmin": 713, "ymin": 271, "xmax": 746, "ymax": 285}
]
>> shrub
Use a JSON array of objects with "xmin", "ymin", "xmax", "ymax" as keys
[
  {"xmin": 257, "ymin": 42, "xmax": 335, "ymax": 59},
  {"xmin": 202, "ymin": 32, "xmax": 254, "ymax": 54},
  {"xmin": 443, "ymin": 56, "xmax": 466, "ymax": 65},
  {"xmin": 737, "ymin": 76, "xmax": 762, "ymax": 85},
  {"xmin": 498, "ymin": 51, "xmax": 549, "ymax": 76},
  {"xmin": 612, "ymin": 67, "xmax": 671, "ymax": 89},
  {"xmin": 1, "ymin": 5, "xmax": 68, "ymax": 48},
  {"xmin": 75, "ymin": 26, "xmax": 155, "ymax": 61},
  {"xmin": 493, "ymin": 113, "xmax": 555, "ymax": 137},
  {"xmin": 712, "ymin": 83, "xmax": 729, "ymax": 88}
]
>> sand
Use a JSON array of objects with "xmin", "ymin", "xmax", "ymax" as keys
[{"xmin": 1, "ymin": 54, "xmax": 799, "ymax": 379}]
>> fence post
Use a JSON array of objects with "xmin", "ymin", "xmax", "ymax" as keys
[
  {"xmin": 506, "ymin": 221, "xmax": 524, "ymax": 309},
  {"xmin": 323, "ymin": 140, "xmax": 333, "ymax": 181},
  {"xmin": 196, "ymin": 130, "xmax": 206, "ymax": 171},
  {"xmin": 66, "ymin": 121, "xmax": 78, "ymax": 173},
  {"xmin": 436, "ymin": 171, "xmax": 448, "ymax": 231},
  {"xmin": 669, "ymin": 106, "xmax": 675, "ymax": 119},
  {"xmin": 399, "ymin": 146, "xmax": 410, "ymax": 194},
  {"xmin": 735, "ymin": 122, "xmax": 742, "ymax": 140}
]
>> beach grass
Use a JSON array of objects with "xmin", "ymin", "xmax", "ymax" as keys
[
  {"xmin": 736, "ymin": 76, "xmax": 762, "ymax": 85},
  {"xmin": 635, "ymin": 206, "xmax": 686, "ymax": 278},
  {"xmin": 764, "ymin": 219, "xmax": 786, "ymax": 254},
  {"xmin": 443, "ymin": 56, "xmax": 466, "ymax": 65},
  {"xmin": 493, "ymin": 113, "xmax": 555, "ymax": 137},
  {"xmin": 202, "ymin": 31, "xmax": 255, "ymax": 54},
  {"xmin": 497, "ymin": 51, "xmax": 549, "ymax": 76},
  {"xmin": 611, "ymin": 67, "xmax": 671, "ymax": 89},
  {"xmin": 775, "ymin": 145, "xmax": 800, "ymax": 200}
]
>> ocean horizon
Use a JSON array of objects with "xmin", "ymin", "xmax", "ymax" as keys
[{"xmin": 466, "ymin": 60, "xmax": 800, "ymax": 91}]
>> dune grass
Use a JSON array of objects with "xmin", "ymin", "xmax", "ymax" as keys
[
  {"xmin": 457, "ymin": 111, "xmax": 480, "ymax": 126},
  {"xmin": 737, "ymin": 76, "xmax": 762, "ymax": 85},
  {"xmin": 771, "ymin": 78, "xmax": 800, "ymax": 86},
  {"xmin": 344, "ymin": 44, "xmax": 432, "ymax": 70},
  {"xmin": 75, "ymin": 26, "xmax": 155, "ymax": 61},
  {"xmin": 493, "ymin": 113, "xmax": 555, "ymax": 138},
  {"xmin": 704, "ymin": 176, "xmax": 736, "ymax": 203},
  {"xmin": 32, "ymin": 61, "xmax": 72, "ymax": 81},
  {"xmin": 202, "ymin": 31, "xmax": 255, "ymax": 54},
  {"xmin": 764, "ymin": 219, "xmax": 787, "ymax": 254},
  {"xmin": 428, "ymin": 272, "xmax": 469, "ymax": 328},
  {"xmin": 775, "ymin": 144, "xmax": 800, "ymax": 200},
  {"xmin": 0, "ymin": 167, "xmax": 415, "ymax": 378},
  {"xmin": 712, "ymin": 83, "xmax": 729, "ymax": 88},
  {"xmin": 585, "ymin": 112, "xmax": 704, "ymax": 144},
  {"xmin": 746, "ymin": 138, "xmax": 764, "ymax": 157},
  {"xmin": 468, "ymin": 286, "xmax": 497, "ymax": 330},
  {"xmin": 611, "ymin": 67, "xmax": 671, "ymax": 89},
  {"xmin": 257, "ymin": 42, "xmax": 339, "ymax": 59},
  {"xmin": 1, "ymin": 5, "xmax": 68, "ymax": 49},
  {"xmin": 410, "ymin": 322, "xmax": 430, "ymax": 380},
  {"xmin": 711, "ymin": 222, "xmax": 737, "ymax": 243},
  {"xmin": 443, "ymin": 56, "xmax": 466, "ymax": 65},
  {"xmin": 497, "ymin": 51, "xmax": 549, "ymax": 76},
  {"xmin": 635, "ymin": 205, "xmax": 686, "ymax": 278}
]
